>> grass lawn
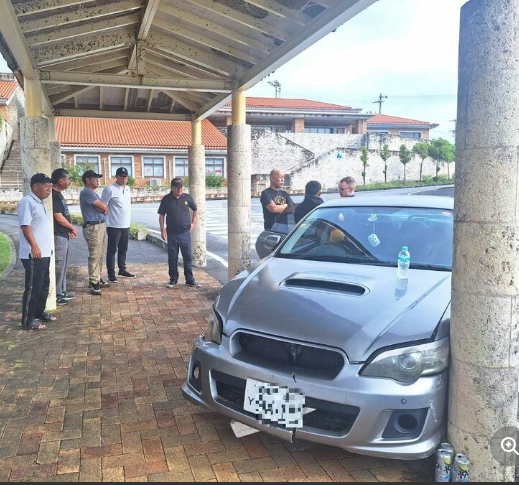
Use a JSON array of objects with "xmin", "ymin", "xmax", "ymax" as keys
[{"xmin": 0, "ymin": 231, "xmax": 12, "ymax": 275}]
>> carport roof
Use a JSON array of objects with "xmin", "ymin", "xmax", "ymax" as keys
[{"xmin": 0, "ymin": 0, "xmax": 377, "ymax": 121}]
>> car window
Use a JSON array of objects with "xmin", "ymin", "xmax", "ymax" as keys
[{"xmin": 278, "ymin": 207, "xmax": 453, "ymax": 270}]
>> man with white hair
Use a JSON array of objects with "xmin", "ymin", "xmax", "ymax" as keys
[{"xmin": 260, "ymin": 169, "xmax": 295, "ymax": 231}]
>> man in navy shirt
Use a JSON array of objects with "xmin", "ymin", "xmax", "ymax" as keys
[
  {"xmin": 158, "ymin": 178, "xmax": 200, "ymax": 288},
  {"xmin": 294, "ymin": 180, "xmax": 324, "ymax": 224}
]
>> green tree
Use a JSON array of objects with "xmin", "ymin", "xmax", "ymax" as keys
[
  {"xmin": 380, "ymin": 144, "xmax": 391, "ymax": 183},
  {"xmin": 412, "ymin": 142, "xmax": 430, "ymax": 183},
  {"xmin": 429, "ymin": 138, "xmax": 455, "ymax": 179},
  {"xmin": 360, "ymin": 146, "xmax": 369, "ymax": 185},
  {"xmin": 399, "ymin": 145, "xmax": 412, "ymax": 183}
]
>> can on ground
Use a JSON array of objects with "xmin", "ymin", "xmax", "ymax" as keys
[
  {"xmin": 451, "ymin": 453, "xmax": 470, "ymax": 483},
  {"xmin": 435, "ymin": 446, "xmax": 454, "ymax": 483}
]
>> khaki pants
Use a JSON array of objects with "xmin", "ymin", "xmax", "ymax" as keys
[{"xmin": 83, "ymin": 223, "xmax": 106, "ymax": 284}]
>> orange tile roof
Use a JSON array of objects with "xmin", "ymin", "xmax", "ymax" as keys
[
  {"xmin": 226, "ymin": 97, "xmax": 354, "ymax": 111},
  {"xmin": 0, "ymin": 80, "xmax": 19, "ymax": 101},
  {"xmin": 56, "ymin": 118, "xmax": 227, "ymax": 150},
  {"xmin": 368, "ymin": 114, "xmax": 437, "ymax": 127}
]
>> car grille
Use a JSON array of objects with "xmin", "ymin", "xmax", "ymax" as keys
[
  {"xmin": 234, "ymin": 332, "xmax": 345, "ymax": 379},
  {"xmin": 212, "ymin": 370, "xmax": 359, "ymax": 434}
]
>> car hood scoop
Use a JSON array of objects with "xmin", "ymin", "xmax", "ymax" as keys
[
  {"xmin": 219, "ymin": 259, "xmax": 451, "ymax": 363},
  {"xmin": 282, "ymin": 273, "xmax": 368, "ymax": 297}
]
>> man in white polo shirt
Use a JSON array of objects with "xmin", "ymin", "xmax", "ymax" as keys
[
  {"xmin": 18, "ymin": 173, "xmax": 55, "ymax": 331},
  {"xmin": 101, "ymin": 167, "xmax": 136, "ymax": 283}
]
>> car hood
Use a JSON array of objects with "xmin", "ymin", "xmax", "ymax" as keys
[{"xmin": 218, "ymin": 258, "xmax": 451, "ymax": 363}]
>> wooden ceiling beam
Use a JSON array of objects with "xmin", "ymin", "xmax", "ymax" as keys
[{"xmin": 20, "ymin": 0, "xmax": 144, "ymax": 34}]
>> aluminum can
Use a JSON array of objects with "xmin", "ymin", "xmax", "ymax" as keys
[
  {"xmin": 451, "ymin": 453, "xmax": 470, "ymax": 482},
  {"xmin": 435, "ymin": 447, "xmax": 454, "ymax": 482}
]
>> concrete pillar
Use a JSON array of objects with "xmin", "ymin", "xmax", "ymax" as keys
[
  {"xmin": 21, "ymin": 116, "xmax": 57, "ymax": 312},
  {"xmin": 448, "ymin": 0, "xmax": 519, "ymax": 481},
  {"xmin": 49, "ymin": 142, "xmax": 62, "ymax": 172},
  {"xmin": 189, "ymin": 120, "xmax": 206, "ymax": 268},
  {"xmin": 228, "ymin": 90, "xmax": 252, "ymax": 279},
  {"xmin": 24, "ymin": 79, "xmax": 43, "ymax": 118}
]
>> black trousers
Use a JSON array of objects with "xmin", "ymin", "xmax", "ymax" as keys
[
  {"xmin": 106, "ymin": 227, "xmax": 129, "ymax": 278},
  {"xmin": 21, "ymin": 257, "xmax": 50, "ymax": 327},
  {"xmin": 167, "ymin": 231, "xmax": 195, "ymax": 284}
]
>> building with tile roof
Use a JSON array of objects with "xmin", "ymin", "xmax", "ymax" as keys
[{"xmin": 368, "ymin": 114, "xmax": 439, "ymax": 140}]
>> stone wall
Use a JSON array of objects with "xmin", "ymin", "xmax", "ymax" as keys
[
  {"xmin": 0, "ymin": 118, "xmax": 13, "ymax": 170},
  {"xmin": 281, "ymin": 133, "xmax": 365, "ymax": 157}
]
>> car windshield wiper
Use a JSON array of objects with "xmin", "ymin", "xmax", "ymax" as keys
[
  {"xmin": 278, "ymin": 254, "xmax": 392, "ymax": 266},
  {"xmin": 410, "ymin": 263, "xmax": 451, "ymax": 272}
]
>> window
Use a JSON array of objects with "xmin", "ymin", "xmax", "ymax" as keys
[
  {"xmin": 370, "ymin": 131, "xmax": 391, "ymax": 135},
  {"xmin": 304, "ymin": 127, "xmax": 334, "ymax": 134},
  {"xmin": 143, "ymin": 157, "xmax": 165, "ymax": 178},
  {"xmin": 75, "ymin": 155, "xmax": 100, "ymax": 173},
  {"xmin": 400, "ymin": 131, "xmax": 422, "ymax": 139},
  {"xmin": 206, "ymin": 158, "xmax": 225, "ymax": 177},
  {"xmin": 175, "ymin": 157, "xmax": 225, "ymax": 177},
  {"xmin": 110, "ymin": 156, "xmax": 133, "ymax": 177},
  {"xmin": 60, "ymin": 154, "xmax": 66, "ymax": 166},
  {"xmin": 175, "ymin": 158, "xmax": 189, "ymax": 177},
  {"xmin": 335, "ymin": 128, "xmax": 346, "ymax": 134}
]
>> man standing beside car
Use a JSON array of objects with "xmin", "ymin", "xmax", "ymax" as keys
[
  {"xmin": 294, "ymin": 180, "xmax": 324, "ymax": 224},
  {"xmin": 339, "ymin": 176, "xmax": 357, "ymax": 197},
  {"xmin": 101, "ymin": 167, "xmax": 136, "ymax": 283},
  {"xmin": 52, "ymin": 168, "xmax": 77, "ymax": 306},
  {"xmin": 158, "ymin": 178, "xmax": 200, "ymax": 289},
  {"xmin": 80, "ymin": 170, "xmax": 109, "ymax": 296},
  {"xmin": 260, "ymin": 169, "xmax": 295, "ymax": 231}
]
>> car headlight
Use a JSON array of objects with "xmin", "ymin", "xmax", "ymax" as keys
[
  {"xmin": 206, "ymin": 307, "xmax": 223, "ymax": 345},
  {"xmin": 361, "ymin": 338, "xmax": 449, "ymax": 383}
]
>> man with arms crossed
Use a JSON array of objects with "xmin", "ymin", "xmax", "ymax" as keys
[
  {"xmin": 260, "ymin": 169, "xmax": 295, "ymax": 231},
  {"xmin": 80, "ymin": 170, "xmax": 109, "ymax": 296},
  {"xmin": 52, "ymin": 168, "xmax": 77, "ymax": 306},
  {"xmin": 158, "ymin": 178, "xmax": 200, "ymax": 289},
  {"xmin": 102, "ymin": 167, "xmax": 136, "ymax": 283},
  {"xmin": 18, "ymin": 173, "xmax": 56, "ymax": 330}
]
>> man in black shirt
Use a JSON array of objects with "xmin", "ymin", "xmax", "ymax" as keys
[
  {"xmin": 52, "ymin": 169, "xmax": 78, "ymax": 305},
  {"xmin": 260, "ymin": 169, "xmax": 295, "ymax": 230},
  {"xmin": 294, "ymin": 181, "xmax": 324, "ymax": 224},
  {"xmin": 158, "ymin": 178, "xmax": 200, "ymax": 288}
]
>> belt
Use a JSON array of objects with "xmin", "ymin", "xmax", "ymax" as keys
[{"xmin": 83, "ymin": 221, "xmax": 104, "ymax": 228}]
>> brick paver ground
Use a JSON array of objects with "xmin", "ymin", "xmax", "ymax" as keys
[{"xmin": 0, "ymin": 264, "xmax": 434, "ymax": 482}]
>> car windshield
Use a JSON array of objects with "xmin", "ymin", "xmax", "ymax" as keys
[{"xmin": 277, "ymin": 206, "xmax": 453, "ymax": 270}]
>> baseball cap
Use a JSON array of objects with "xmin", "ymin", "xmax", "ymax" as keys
[
  {"xmin": 82, "ymin": 170, "xmax": 103, "ymax": 184},
  {"xmin": 171, "ymin": 177, "xmax": 184, "ymax": 188},
  {"xmin": 30, "ymin": 173, "xmax": 53, "ymax": 186},
  {"xmin": 116, "ymin": 167, "xmax": 129, "ymax": 177}
]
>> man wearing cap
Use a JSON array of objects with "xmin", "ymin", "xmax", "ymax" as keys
[
  {"xmin": 18, "ymin": 173, "xmax": 56, "ymax": 331},
  {"xmin": 52, "ymin": 168, "xmax": 77, "ymax": 306},
  {"xmin": 158, "ymin": 177, "xmax": 200, "ymax": 288},
  {"xmin": 101, "ymin": 167, "xmax": 136, "ymax": 283},
  {"xmin": 80, "ymin": 170, "xmax": 109, "ymax": 296}
]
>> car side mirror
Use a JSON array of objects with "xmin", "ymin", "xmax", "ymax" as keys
[{"xmin": 263, "ymin": 235, "xmax": 282, "ymax": 253}]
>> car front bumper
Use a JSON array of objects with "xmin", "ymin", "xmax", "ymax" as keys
[{"xmin": 181, "ymin": 335, "xmax": 447, "ymax": 460}]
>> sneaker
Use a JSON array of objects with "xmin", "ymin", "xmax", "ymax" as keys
[
  {"xmin": 90, "ymin": 282, "xmax": 102, "ymax": 295},
  {"xmin": 186, "ymin": 281, "xmax": 201, "ymax": 288},
  {"xmin": 61, "ymin": 292, "xmax": 75, "ymax": 301},
  {"xmin": 118, "ymin": 270, "xmax": 136, "ymax": 278},
  {"xmin": 166, "ymin": 281, "xmax": 178, "ymax": 289},
  {"xmin": 108, "ymin": 276, "xmax": 118, "ymax": 283},
  {"xmin": 99, "ymin": 279, "xmax": 110, "ymax": 289},
  {"xmin": 57, "ymin": 296, "xmax": 68, "ymax": 306},
  {"xmin": 39, "ymin": 312, "xmax": 57, "ymax": 322}
]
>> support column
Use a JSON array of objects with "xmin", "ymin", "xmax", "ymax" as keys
[
  {"xmin": 189, "ymin": 119, "xmax": 206, "ymax": 268},
  {"xmin": 448, "ymin": 0, "xmax": 519, "ymax": 481},
  {"xmin": 21, "ymin": 78, "xmax": 56, "ymax": 311},
  {"xmin": 228, "ymin": 90, "xmax": 251, "ymax": 279},
  {"xmin": 48, "ymin": 117, "xmax": 62, "ymax": 172}
]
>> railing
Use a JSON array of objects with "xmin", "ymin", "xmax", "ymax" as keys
[{"xmin": 0, "ymin": 171, "xmax": 22, "ymax": 189}]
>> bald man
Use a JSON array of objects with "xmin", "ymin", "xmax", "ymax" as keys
[{"xmin": 260, "ymin": 169, "xmax": 295, "ymax": 231}]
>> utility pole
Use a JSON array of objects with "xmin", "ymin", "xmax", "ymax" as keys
[
  {"xmin": 268, "ymin": 80, "xmax": 281, "ymax": 98},
  {"xmin": 373, "ymin": 93, "xmax": 388, "ymax": 114}
]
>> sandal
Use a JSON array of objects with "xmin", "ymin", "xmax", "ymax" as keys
[{"xmin": 29, "ymin": 320, "xmax": 46, "ymax": 331}]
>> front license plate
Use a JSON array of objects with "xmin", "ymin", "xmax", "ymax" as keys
[{"xmin": 243, "ymin": 378, "xmax": 305, "ymax": 429}]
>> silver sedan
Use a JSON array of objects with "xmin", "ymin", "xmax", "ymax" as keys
[{"xmin": 182, "ymin": 195, "xmax": 453, "ymax": 460}]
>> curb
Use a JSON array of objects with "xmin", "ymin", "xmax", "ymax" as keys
[{"xmin": 0, "ymin": 231, "xmax": 17, "ymax": 280}]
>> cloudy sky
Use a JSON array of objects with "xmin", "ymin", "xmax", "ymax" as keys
[{"xmin": 0, "ymin": 0, "xmax": 466, "ymax": 141}]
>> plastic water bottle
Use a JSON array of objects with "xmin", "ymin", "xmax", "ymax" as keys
[{"xmin": 397, "ymin": 246, "xmax": 411, "ymax": 280}]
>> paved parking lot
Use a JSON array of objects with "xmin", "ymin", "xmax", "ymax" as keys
[{"xmin": 0, "ymin": 263, "xmax": 434, "ymax": 481}]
